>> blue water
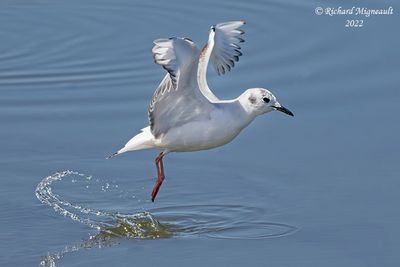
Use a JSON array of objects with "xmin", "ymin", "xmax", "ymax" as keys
[{"xmin": 1, "ymin": 0, "xmax": 400, "ymax": 266}]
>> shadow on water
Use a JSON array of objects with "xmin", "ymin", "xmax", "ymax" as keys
[{"xmin": 36, "ymin": 171, "xmax": 297, "ymax": 266}]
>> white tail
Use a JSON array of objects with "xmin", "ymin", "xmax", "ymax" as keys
[{"xmin": 107, "ymin": 127, "xmax": 155, "ymax": 158}]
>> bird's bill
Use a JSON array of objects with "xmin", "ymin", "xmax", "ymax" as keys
[{"xmin": 275, "ymin": 105, "xmax": 294, "ymax": 117}]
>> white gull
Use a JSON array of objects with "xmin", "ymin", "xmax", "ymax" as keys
[{"xmin": 108, "ymin": 21, "xmax": 294, "ymax": 202}]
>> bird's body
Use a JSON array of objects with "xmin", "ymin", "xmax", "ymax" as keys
[
  {"xmin": 121, "ymin": 99, "xmax": 253, "ymax": 153},
  {"xmin": 158, "ymin": 100, "xmax": 251, "ymax": 152},
  {"xmin": 109, "ymin": 21, "xmax": 293, "ymax": 201}
]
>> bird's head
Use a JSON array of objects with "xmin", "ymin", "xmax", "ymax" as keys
[{"xmin": 239, "ymin": 88, "xmax": 294, "ymax": 117}]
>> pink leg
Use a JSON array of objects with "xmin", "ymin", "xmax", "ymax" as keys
[{"xmin": 151, "ymin": 152, "xmax": 165, "ymax": 202}]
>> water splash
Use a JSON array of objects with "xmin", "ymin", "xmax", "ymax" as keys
[
  {"xmin": 36, "ymin": 170, "xmax": 297, "ymax": 266},
  {"xmin": 35, "ymin": 170, "xmax": 172, "ymax": 239},
  {"xmin": 36, "ymin": 170, "xmax": 298, "ymax": 240}
]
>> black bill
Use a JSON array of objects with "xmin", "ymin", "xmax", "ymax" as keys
[{"xmin": 275, "ymin": 106, "xmax": 294, "ymax": 117}]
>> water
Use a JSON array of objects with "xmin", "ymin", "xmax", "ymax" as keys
[{"xmin": 1, "ymin": 0, "xmax": 399, "ymax": 266}]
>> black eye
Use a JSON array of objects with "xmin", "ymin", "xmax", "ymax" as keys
[{"xmin": 263, "ymin": 97, "xmax": 270, "ymax": 103}]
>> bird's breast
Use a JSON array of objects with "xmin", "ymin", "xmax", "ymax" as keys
[{"xmin": 155, "ymin": 110, "xmax": 246, "ymax": 152}]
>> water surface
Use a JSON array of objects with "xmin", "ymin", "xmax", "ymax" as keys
[{"xmin": 1, "ymin": 0, "xmax": 399, "ymax": 266}]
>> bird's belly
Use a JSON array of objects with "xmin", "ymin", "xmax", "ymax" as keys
[{"xmin": 156, "ymin": 120, "xmax": 240, "ymax": 152}]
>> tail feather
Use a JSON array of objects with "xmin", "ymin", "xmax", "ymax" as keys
[{"xmin": 107, "ymin": 127, "xmax": 155, "ymax": 159}]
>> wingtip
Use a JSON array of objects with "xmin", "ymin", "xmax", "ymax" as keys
[{"xmin": 106, "ymin": 151, "xmax": 118, "ymax": 159}]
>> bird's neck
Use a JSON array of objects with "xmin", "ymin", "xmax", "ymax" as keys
[
  {"xmin": 219, "ymin": 99, "xmax": 257, "ymax": 132},
  {"xmin": 238, "ymin": 101, "xmax": 257, "ymax": 129}
]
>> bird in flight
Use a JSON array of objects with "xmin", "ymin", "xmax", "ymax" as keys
[{"xmin": 108, "ymin": 21, "xmax": 293, "ymax": 202}]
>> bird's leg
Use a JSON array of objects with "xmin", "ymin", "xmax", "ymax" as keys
[
  {"xmin": 158, "ymin": 153, "xmax": 164, "ymax": 177},
  {"xmin": 151, "ymin": 152, "xmax": 165, "ymax": 202}
]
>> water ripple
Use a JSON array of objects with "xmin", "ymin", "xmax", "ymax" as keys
[{"xmin": 36, "ymin": 170, "xmax": 297, "ymax": 240}]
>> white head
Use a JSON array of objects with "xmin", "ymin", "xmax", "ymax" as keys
[{"xmin": 238, "ymin": 88, "xmax": 294, "ymax": 117}]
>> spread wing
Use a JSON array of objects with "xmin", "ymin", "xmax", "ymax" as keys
[
  {"xmin": 210, "ymin": 21, "xmax": 245, "ymax": 75},
  {"xmin": 149, "ymin": 37, "xmax": 214, "ymax": 138},
  {"xmin": 198, "ymin": 21, "xmax": 246, "ymax": 101}
]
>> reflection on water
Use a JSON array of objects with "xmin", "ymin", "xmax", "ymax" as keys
[
  {"xmin": 39, "ymin": 234, "xmax": 115, "ymax": 267},
  {"xmin": 36, "ymin": 171, "xmax": 297, "ymax": 266}
]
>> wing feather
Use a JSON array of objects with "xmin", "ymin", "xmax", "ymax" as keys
[
  {"xmin": 148, "ymin": 22, "xmax": 245, "ymax": 138},
  {"xmin": 197, "ymin": 21, "xmax": 246, "ymax": 101},
  {"xmin": 210, "ymin": 21, "xmax": 246, "ymax": 75},
  {"xmin": 149, "ymin": 37, "xmax": 213, "ymax": 138}
]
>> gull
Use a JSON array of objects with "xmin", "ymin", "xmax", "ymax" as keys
[{"xmin": 108, "ymin": 21, "xmax": 293, "ymax": 202}]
